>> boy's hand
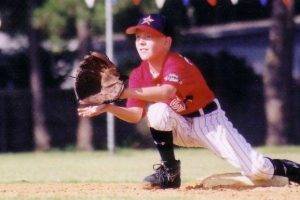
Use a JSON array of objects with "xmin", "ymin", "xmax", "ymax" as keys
[{"xmin": 77, "ymin": 104, "xmax": 107, "ymax": 118}]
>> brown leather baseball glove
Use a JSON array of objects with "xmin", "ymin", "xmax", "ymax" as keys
[{"xmin": 74, "ymin": 51, "xmax": 125, "ymax": 104}]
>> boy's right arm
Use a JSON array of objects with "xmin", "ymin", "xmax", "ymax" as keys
[
  {"xmin": 106, "ymin": 104, "xmax": 144, "ymax": 124},
  {"xmin": 78, "ymin": 103, "xmax": 144, "ymax": 124}
]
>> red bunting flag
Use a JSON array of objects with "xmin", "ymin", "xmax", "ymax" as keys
[
  {"xmin": 282, "ymin": 0, "xmax": 292, "ymax": 8},
  {"xmin": 132, "ymin": 0, "xmax": 142, "ymax": 5},
  {"xmin": 207, "ymin": 0, "xmax": 217, "ymax": 7}
]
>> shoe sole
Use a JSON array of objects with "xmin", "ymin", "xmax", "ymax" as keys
[{"xmin": 142, "ymin": 182, "xmax": 180, "ymax": 190}]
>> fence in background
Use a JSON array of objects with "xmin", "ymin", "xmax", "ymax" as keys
[{"xmin": 0, "ymin": 86, "xmax": 299, "ymax": 152}]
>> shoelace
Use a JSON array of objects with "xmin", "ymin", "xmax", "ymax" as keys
[
  {"xmin": 153, "ymin": 163, "xmax": 165, "ymax": 176},
  {"xmin": 153, "ymin": 163, "xmax": 164, "ymax": 171},
  {"xmin": 152, "ymin": 163, "xmax": 178, "ymax": 182}
]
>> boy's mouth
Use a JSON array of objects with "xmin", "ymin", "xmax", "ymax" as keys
[{"xmin": 139, "ymin": 48, "xmax": 148, "ymax": 52}]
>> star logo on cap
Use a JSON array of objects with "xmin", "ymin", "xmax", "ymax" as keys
[{"xmin": 141, "ymin": 15, "xmax": 154, "ymax": 25}]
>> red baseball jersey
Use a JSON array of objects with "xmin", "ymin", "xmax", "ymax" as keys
[{"xmin": 126, "ymin": 52, "xmax": 215, "ymax": 115}]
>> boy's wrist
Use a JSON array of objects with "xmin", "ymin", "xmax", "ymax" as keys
[
  {"xmin": 120, "ymin": 88, "xmax": 130, "ymax": 99},
  {"xmin": 104, "ymin": 103, "xmax": 113, "ymax": 112}
]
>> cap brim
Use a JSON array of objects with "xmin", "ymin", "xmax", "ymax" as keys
[{"xmin": 125, "ymin": 25, "xmax": 164, "ymax": 36}]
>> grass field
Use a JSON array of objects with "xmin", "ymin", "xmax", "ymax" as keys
[{"xmin": 0, "ymin": 146, "xmax": 300, "ymax": 199}]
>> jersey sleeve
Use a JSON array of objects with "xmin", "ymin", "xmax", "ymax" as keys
[
  {"xmin": 161, "ymin": 59, "xmax": 184, "ymax": 89},
  {"xmin": 126, "ymin": 69, "xmax": 147, "ymax": 108}
]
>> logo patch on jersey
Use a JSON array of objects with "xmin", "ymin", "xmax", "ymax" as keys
[
  {"xmin": 164, "ymin": 73, "xmax": 181, "ymax": 83},
  {"xmin": 169, "ymin": 97, "xmax": 186, "ymax": 113}
]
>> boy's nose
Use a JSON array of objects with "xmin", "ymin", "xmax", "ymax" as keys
[{"xmin": 139, "ymin": 39, "xmax": 146, "ymax": 46}]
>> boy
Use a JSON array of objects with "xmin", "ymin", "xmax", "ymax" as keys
[{"xmin": 78, "ymin": 14, "xmax": 300, "ymax": 189}]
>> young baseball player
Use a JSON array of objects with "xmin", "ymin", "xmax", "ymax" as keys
[{"xmin": 78, "ymin": 14, "xmax": 300, "ymax": 189}]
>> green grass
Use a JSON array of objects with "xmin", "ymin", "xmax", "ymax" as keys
[
  {"xmin": 0, "ymin": 146, "xmax": 300, "ymax": 184},
  {"xmin": 0, "ymin": 146, "xmax": 300, "ymax": 200}
]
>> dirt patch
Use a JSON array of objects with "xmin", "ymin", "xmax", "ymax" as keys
[{"xmin": 0, "ymin": 182, "xmax": 299, "ymax": 199}]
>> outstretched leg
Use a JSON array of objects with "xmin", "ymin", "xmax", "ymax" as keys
[
  {"xmin": 192, "ymin": 99, "xmax": 300, "ymax": 183},
  {"xmin": 191, "ymin": 100, "xmax": 275, "ymax": 181}
]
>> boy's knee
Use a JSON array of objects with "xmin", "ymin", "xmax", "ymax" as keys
[{"xmin": 147, "ymin": 103, "xmax": 173, "ymax": 131}]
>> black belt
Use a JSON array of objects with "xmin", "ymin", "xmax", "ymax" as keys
[{"xmin": 182, "ymin": 101, "xmax": 218, "ymax": 118}]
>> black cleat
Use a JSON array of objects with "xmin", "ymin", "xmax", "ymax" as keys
[
  {"xmin": 144, "ymin": 160, "xmax": 181, "ymax": 189},
  {"xmin": 271, "ymin": 159, "xmax": 300, "ymax": 184}
]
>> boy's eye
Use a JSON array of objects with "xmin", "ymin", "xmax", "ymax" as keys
[{"xmin": 135, "ymin": 34, "xmax": 152, "ymax": 40}]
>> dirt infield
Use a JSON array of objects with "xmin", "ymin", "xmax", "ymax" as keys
[{"xmin": 0, "ymin": 183, "xmax": 299, "ymax": 200}]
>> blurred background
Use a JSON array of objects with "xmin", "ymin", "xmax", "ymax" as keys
[{"xmin": 0, "ymin": 0, "xmax": 299, "ymax": 152}]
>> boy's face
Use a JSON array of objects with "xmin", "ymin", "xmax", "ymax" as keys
[{"xmin": 135, "ymin": 30, "xmax": 170, "ymax": 61}]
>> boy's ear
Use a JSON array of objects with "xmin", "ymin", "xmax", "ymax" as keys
[
  {"xmin": 167, "ymin": 37, "xmax": 172, "ymax": 44},
  {"xmin": 165, "ymin": 36, "xmax": 172, "ymax": 48}
]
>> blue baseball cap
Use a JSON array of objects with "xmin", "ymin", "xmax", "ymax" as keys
[{"xmin": 125, "ymin": 14, "xmax": 168, "ymax": 36}]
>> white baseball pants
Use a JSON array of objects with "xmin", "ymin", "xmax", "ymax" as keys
[{"xmin": 146, "ymin": 99, "xmax": 275, "ymax": 180}]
